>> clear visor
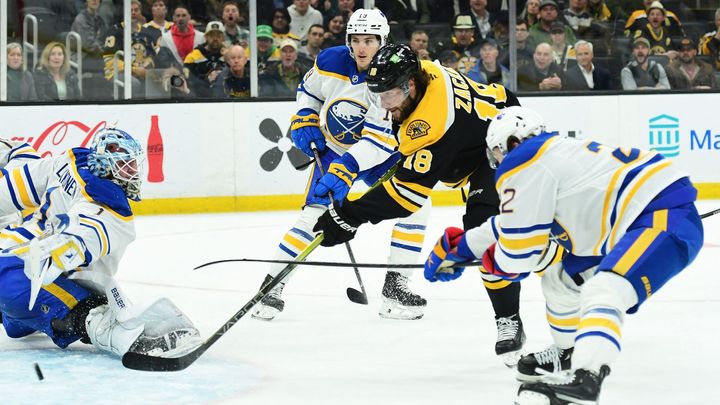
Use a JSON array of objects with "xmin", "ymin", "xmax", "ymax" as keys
[
  {"xmin": 377, "ymin": 86, "xmax": 410, "ymax": 109},
  {"xmin": 486, "ymin": 146, "xmax": 504, "ymax": 169}
]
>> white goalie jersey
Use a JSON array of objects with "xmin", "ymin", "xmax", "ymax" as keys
[
  {"xmin": 0, "ymin": 146, "xmax": 136, "ymax": 296},
  {"xmin": 297, "ymin": 45, "xmax": 398, "ymax": 171}
]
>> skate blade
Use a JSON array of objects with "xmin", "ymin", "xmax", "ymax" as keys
[
  {"xmin": 515, "ymin": 390, "xmax": 552, "ymax": 405},
  {"xmin": 515, "ymin": 372, "xmax": 547, "ymax": 383},
  {"xmin": 251, "ymin": 305, "xmax": 280, "ymax": 321},
  {"xmin": 499, "ymin": 348, "xmax": 526, "ymax": 368},
  {"xmin": 378, "ymin": 299, "xmax": 424, "ymax": 320}
]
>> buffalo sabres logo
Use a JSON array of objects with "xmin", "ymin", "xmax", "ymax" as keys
[
  {"xmin": 325, "ymin": 99, "xmax": 368, "ymax": 145},
  {"xmin": 406, "ymin": 120, "xmax": 430, "ymax": 140}
]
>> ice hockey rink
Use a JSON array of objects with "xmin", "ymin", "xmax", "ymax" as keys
[{"xmin": 1, "ymin": 201, "xmax": 718, "ymax": 405}]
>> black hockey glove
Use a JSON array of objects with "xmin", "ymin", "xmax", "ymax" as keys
[{"xmin": 313, "ymin": 202, "xmax": 360, "ymax": 246}]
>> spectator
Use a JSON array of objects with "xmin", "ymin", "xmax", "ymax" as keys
[
  {"xmin": 698, "ymin": 8, "xmax": 720, "ymax": 70},
  {"xmin": 518, "ymin": 42, "xmax": 564, "ymax": 91},
  {"xmin": 338, "ymin": 0, "xmax": 357, "ymax": 15},
  {"xmin": 322, "ymin": 12, "xmax": 346, "ymax": 49},
  {"xmin": 5, "ymin": 43, "xmax": 37, "ymax": 101},
  {"xmin": 71, "ymin": 0, "xmax": 108, "ymax": 69},
  {"xmin": 438, "ymin": 49, "xmax": 460, "ymax": 70},
  {"xmin": 621, "ymin": 37, "xmax": 670, "ymax": 90},
  {"xmin": 272, "ymin": 8, "xmax": 301, "ymax": 47},
  {"xmin": 624, "ymin": 0, "xmax": 683, "ymax": 38},
  {"xmin": 587, "ymin": 0, "xmax": 612, "ymax": 22},
  {"xmin": 438, "ymin": 13, "xmax": 483, "ymax": 74},
  {"xmin": 157, "ymin": 5, "xmax": 204, "ymax": 67},
  {"xmin": 377, "ymin": 0, "xmax": 427, "ymax": 24},
  {"xmin": 184, "ymin": 21, "xmax": 227, "ymax": 98},
  {"xmin": 491, "ymin": 10, "xmax": 509, "ymax": 49},
  {"xmin": 467, "ymin": 0, "xmax": 494, "ymax": 40},
  {"xmin": 549, "ymin": 21, "xmax": 576, "ymax": 71},
  {"xmin": 33, "ymin": 42, "xmax": 81, "ymax": 101},
  {"xmin": 665, "ymin": 37, "xmax": 717, "ymax": 89},
  {"xmin": 299, "ymin": 24, "xmax": 325, "ymax": 61},
  {"xmin": 103, "ymin": 28, "xmax": 156, "ymax": 97},
  {"xmin": 466, "ymin": 39, "xmax": 510, "ymax": 87},
  {"xmin": 519, "ymin": 0, "xmax": 540, "ymax": 27},
  {"xmin": 629, "ymin": 1, "xmax": 677, "ymax": 56},
  {"xmin": 262, "ymin": 39, "xmax": 311, "ymax": 97},
  {"xmin": 409, "ymin": 30, "xmax": 432, "ymax": 60},
  {"xmin": 563, "ymin": 0, "xmax": 610, "ymax": 43},
  {"xmin": 213, "ymin": 44, "xmax": 251, "ymax": 97},
  {"xmin": 222, "ymin": 0, "xmax": 250, "ymax": 47},
  {"xmin": 564, "ymin": 40, "xmax": 613, "ymax": 90},
  {"xmin": 528, "ymin": 0, "xmax": 577, "ymax": 51},
  {"xmin": 142, "ymin": 0, "xmax": 173, "ymax": 49},
  {"xmin": 250, "ymin": 25, "xmax": 281, "ymax": 75},
  {"xmin": 309, "ymin": 0, "xmax": 334, "ymax": 16},
  {"xmin": 500, "ymin": 19, "xmax": 534, "ymax": 71},
  {"xmin": 288, "ymin": 0, "xmax": 324, "ymax": 42}
]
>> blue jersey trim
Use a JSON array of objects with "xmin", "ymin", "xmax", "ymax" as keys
[
  {"xmin": 395, "ymin": 223, "xmax": 426, "ymax": 231},
  {"xmin": 390, "ymin": 242, "xmax": 423, "ymax": 252},
  {"xmin": 23, "ymin": 165, "xmax": 41, "ymax": 205},
  {"xmin": 359, "ymin": 137, "xmax": 395, "ymax": 155},
  {"xmin": 2, "ymin": 168, "xmax": 23, "ymax": 210},
  {"xmin": 298, "ymin": 83, "xmax": 324, "ymax": 103},
  {"xmin": 315, "ymin": 46, "xmax": 366, "ymax": 84},
  {"xmin": 495, "ymin": 133, "xmax": 556, "ymax": 182},
  {"xmin": 364, "ymin": 122, "xmax": 393, "ymax": 135},
  {"xmin": 279, "ymin": 244, "xmax": 298, "ymax": 258},
  {"xmin": 500, "ymin": 222, "xmax": 553, "ymax": 234},
  {"xmin": 70, "ymin": 148, "xmax": 133, "ymax": 218}
]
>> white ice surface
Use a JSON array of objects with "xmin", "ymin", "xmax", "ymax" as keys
[{"xmin": 1, "ymin": 201, "xmax": 719, "ymax": 405}]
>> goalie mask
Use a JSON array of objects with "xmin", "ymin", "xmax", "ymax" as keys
[
  {"xmin": 486, "ymin": 107, "xmax": 545, "ymax": 169},
  {"xmin": 345, "ymin": 9, "xmax": 390, "ymax": 58},
  {"xmin": 88, "ymin": 128, "xmax": 146, "ymax": 201}
]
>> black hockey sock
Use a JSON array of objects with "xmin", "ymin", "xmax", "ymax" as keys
[
  {"xmin": 51, "ymin": 294, "xmax": 108, "ymax": 344},
  {"xmin": 486, "ymin": 282, "xmax": 521, "ymax": 318}
]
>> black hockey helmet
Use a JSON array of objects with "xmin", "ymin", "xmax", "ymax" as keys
[{"xmin": 366, "ymin": 43, "xmax": 420, "ymax": 93}]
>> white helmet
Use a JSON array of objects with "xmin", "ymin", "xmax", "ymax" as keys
[
  {"xmin": 345, "ymin": 9, "xmax": 389, "ymax": 57},
  {"xmin": 486, "ymin": 106, "xmax": 545, "ymax": 168}
]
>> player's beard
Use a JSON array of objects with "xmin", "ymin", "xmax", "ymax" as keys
[{"xmin": 393, "ymin": 93, "xmax": 421, "ymax": 124}]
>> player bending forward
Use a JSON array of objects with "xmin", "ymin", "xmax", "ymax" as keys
[
  {"xmin": 424, "ymin": 107, "xmax": 703, "ymax": 404},
  {"xmin": 0, "ymin": 131, "xmax": 202, "ymax": 359},
  {"xmin": 252, "ymin": 9, "xmax": 430, "ymax": 321}
]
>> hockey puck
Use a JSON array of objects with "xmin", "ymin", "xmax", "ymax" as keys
[{"xmin": 34, "ymin": 363, "xmax": 44, "ymax": 380}]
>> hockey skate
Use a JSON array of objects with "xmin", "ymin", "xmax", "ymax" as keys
[
  {"xmin": 251, "ymin": 275, "xmax": 286, "ymax": 321},
  {"xmin": 495, "ymin": 314, "xmax": 526, "ymax": 367},
  {"xmin": 517, "ymin": 346, "xmax": 573, "ymax": 382},
  {"xmin": 378, "ymin": 271, "xmax": 426, "ymax": 320},
  {"xmin": 515, "ymin": 365, "xmax": 611, "ymax": 405}
]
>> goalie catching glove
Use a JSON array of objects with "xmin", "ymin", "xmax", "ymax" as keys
[
  {"xmin": 12, "ymin": 233, "xmax": 87, "ymax": 286},
  {"xmin": 424, "ymin": 227, "xmax": 478, "ymax": 282}
]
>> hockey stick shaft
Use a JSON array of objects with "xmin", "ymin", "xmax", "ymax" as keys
[
  {"xmin": 122, "ymin": 235, "xmax": 325, "ymax": 371},
  {"xmin": 311, "ymin": 143, "xmax": 368, "ymax": 305},
  {"xmin": 700, "ymin": 207, "xmax": 720, "ymax": 219}
]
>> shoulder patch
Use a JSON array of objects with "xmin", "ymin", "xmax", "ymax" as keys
[{"xmin": 406, "ymin": 120, "xmax": 431, "ymax": 140}]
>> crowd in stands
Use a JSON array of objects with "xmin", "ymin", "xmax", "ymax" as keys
[{"xmin": 2, "ymin": 0, "xmax": 719, "ymax": 102}]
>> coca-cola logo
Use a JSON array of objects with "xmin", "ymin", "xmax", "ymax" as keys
[
  {"xmin": 12, "ymin": 120, "xmax": 107, "ymax": 158},
  {"xmin": 259, "ymin": 118, "xmax": 310, "ymax": 172}
]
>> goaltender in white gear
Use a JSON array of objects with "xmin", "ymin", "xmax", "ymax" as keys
[
  {"xmin": 252, "ymin": 9, "xmax": 431, "ymax": 321},
  {"xmin": 0, "ymin": 132, "xmax": 201, "ymax": 358}
]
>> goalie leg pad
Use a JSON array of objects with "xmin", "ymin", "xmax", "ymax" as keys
[{"xmin": 86, "ymin": 298, "xmax": 202, "ymax": 358}]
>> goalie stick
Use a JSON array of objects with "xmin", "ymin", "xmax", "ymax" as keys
[
  {"xmin": 122, "ymin": 235, "xmax": 325, "ymax": 372},
  {"xmin": 310, "ymin": 142, "xmax": 368, "ymax": 305}
]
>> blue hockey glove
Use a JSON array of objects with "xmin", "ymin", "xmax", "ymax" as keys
[
  {"xmin": 290, "ymin": 109, "xmax": 325, "ymax": 157},
  {"xmin": 314, "ymin": 153, "xmax": 359, "ymax": 205},
  {"xmin": 424, "ymin": 227, "xmax": 477, "ymax": 282}
]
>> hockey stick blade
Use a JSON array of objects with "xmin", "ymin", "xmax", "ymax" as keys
[
  {"xmin": 122, "ymin": 236, "xmax": 324, "ymax": 372},
  {"xmin": 346, "ymin": 287, "xmax": 368, "ymax": 305}
]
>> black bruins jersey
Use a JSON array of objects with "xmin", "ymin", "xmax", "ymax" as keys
[{"xmin": 344, "ymin": 60, "xmax": 519, "ymax": 224}]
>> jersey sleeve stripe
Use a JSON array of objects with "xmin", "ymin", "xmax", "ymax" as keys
[
  {"xmin": 42, "ymin": 283, "xmax": 79, "ymax": 308},
  {"xmin": 607, "ymin": 160, "xmax": 672, "ymax": 249},
  {"xmin": 316, "ymin": 66, "xmax": 350, "ymax": 81},
  {"xmin": 499, "ymin": 234, "xmax": 549, "ymax": 251},
  {"xmin": 11, "ymin": 153, "xmax": 41, "ymax": 160},
  {"xmin": 11, "ymin": 169, "xmax": 35, "ymax": 208},
  {"xmin": 362, "ymin": 129, "xmax": 399, "ymax": 148},
  {"xmin": 23, "ymin": 165, "xmax": 41, "ymax": 205},
  {"xmin": 359, "ymin": 136, "xmax": 396, "ymax": 154},
  {"xmin": 363, "ymin": 122, "xmax": 394, "ymax": 135},
  {"xmin": 392, "ymin": 178, "xmax": 432, "ymax": 197},
  {"xmin": 499, "ymin": 222, "xmax": 553, "ymax": 234},
  {"xmin": 2, "ymin": 169, "xmax": 24, "ymax": 210},
  {"xmin": 390, "ymin": 179, "xmax": 428, "ymax": 207},
  {"xmin": 79, "ymin": 214, "xmax": 111, "ymax": 257},
  {"xmin": 298, "ymin": 83, "xmax": 324, "ymax": 103},
  {"xmin": 382, "ymin": 181, "xmax": 422, "ymax": 213}
]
